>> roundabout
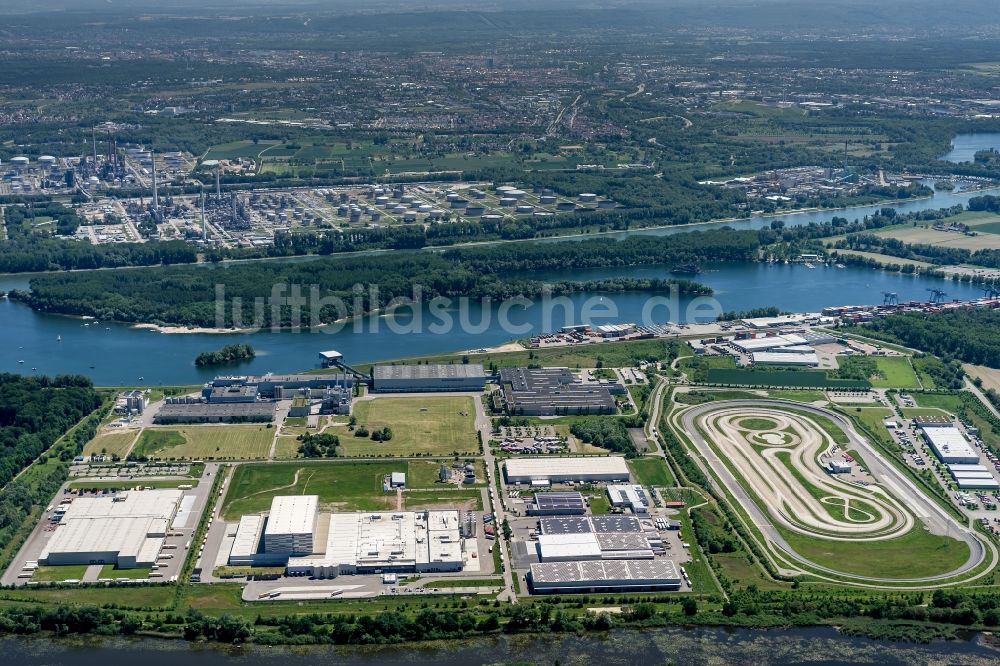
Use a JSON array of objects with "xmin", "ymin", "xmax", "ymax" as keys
[{"xmin": 670, "ymin": 398, "xmax": 997, "ymax": 588}]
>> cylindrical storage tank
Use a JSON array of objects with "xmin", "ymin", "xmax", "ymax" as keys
[
  {"xmin": 376, "ymin": 196, "xmax": 390, "ymax": 206},
  {"xmin": 579, "ymin": 193, "xmax": 598, "ymax": 203},
  {"xmin": 370, "ymin": 212, "xmax": 381, "ymax": 222},
  {"xmin": 508, "ymin": 189, "xmax": 526, "ymax": 200},
  {"xmin": 465, "ymin": 206, "xmax": 485, "ymax": 216},
  {"xmin": 496, "ymin": 185, "xmax": 515, "ymax": 194},
  {"xmin": 11, "ymin": 156, "xmax": 29, "ymax": 167},
  {"xmin": 403, "ymin": 211, "xmax": 417, "ymax": 222},
  {"xmin": 338, "ymin": 205, "xmax": 348, "ymax": 216},
  {"xmin": 533, "ymin": 211, "xmax": 554, "ymax": 218},
  {"xmin": 391, "ymin": 205, "xmax": 407, "ymax": 214},
  {"xmin": 450, "ymin": 199, "xmax": 468, "ymax": 209},
  {"xmin": 557, "ymin": 202, "xmax": 576, "ymax": 211},
  {"xmin": 426, "ymin": 209, "xmax": 444, "ymax": 220},
  {"xmin": 598, "ymin": 200, "xmax": 618, "ymax": 209},
  {"xmin": 446, "ymin": 193, "xmax": 460, "ymax": 201},
  {"xmin": 401, "ymin": 195, "xmax": 417, "ymax": 204},
  {"xmin": 39, "ymin": 155, "xmax": 56, "ymax": 166},
  {"xmin": 515, "ymin": 205, "xmax": 534, "ymax": 214},
  {"xmin": 499, "ymin": 197, "xmax": 517, "ymax": 207},
  {"xmin": 483, "ymin": 214, "xmax": 503, "ymax": 221},
  {"xmin": 539, "ymin": 195, "xmax": 557, "ymax": 204},
  {"xmin": 418, "ymin": 204, "xmax": 433, "ymax": 212}
]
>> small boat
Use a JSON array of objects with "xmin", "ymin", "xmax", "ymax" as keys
[
  {"xmin": 57, "ymin": 335, "xmax": 62, "ymax": 342},
  {"xmin": 835, "ymin": 263, "xmax": 846, "ymax": 269},
  {"xmin": 804, "ymin": 262, "xmax": 816, "ymax": 269},
  {"xmin": 18, "ymin": 359, "xmax": 24, "ymax": 364},
  {"xmin": 31, "ymin": 367, "xmax": 36, "ymax": 371}
]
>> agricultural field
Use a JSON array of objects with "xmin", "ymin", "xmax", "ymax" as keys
[
  {"xmin": 82, "ymin": 430, "xmax": 139, "ymax": 458},
  {"xmin": 132, "ymin": 426, "xmax": 274, "ymax": 460},
  {"xmin": 346, "ymin": 396, "xmax": 477, "ymax": 456},
  {"xmin": 866, "ymin": 215, "xmax": 1000, "ymax": 252}
]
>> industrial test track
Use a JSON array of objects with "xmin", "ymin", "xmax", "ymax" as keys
[{"xmin": 669, "ymin": 399, "xmax": 997, "ymax": 588}]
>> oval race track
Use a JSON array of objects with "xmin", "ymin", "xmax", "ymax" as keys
[{"xmin": 674, "ymin": 399, "xmax": 996, "ymax": 587}]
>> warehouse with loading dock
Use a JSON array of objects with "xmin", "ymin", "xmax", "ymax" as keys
[
  {"xmin": 529, "ymin": 559, "xmax": 681, "ymax": 594},
  {"xmin": 504, "ymin": 456, "xmax": 631, "ymax": 485},
  {"xmin": 40, "ymin": 489, "xmax": 184, "ymax": 568}
]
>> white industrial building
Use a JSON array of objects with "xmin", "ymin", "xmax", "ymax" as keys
[
  {"xmin": 264, "ymin": 495, "xmax": 318, "ymax": 555},
  {"xmin": 751, "ymin": 351, "xmax": 820, "ymax": 367},
  {"xmin": 921, "ymin": 425, "xmax": 979, "ymax": 465},
  {"xmin": 504, "ymin": 456, "xmax": 631, "ymax": 485},
  {"xmin": 41, "ymin": 489, "xmax": 183, "ymax": 568},
  {"xmin": 729, "ymin": 334, "xmax": 810, "ymax": 354},
  {"xmin": 529, "ymin": 559, "xmax": 681, "ymax": 594},
  {"xmin": 607, "ymin": 484, "xmax": 649, "ymax": 514},
  {"xmin": 285, "ymin": 510, "xmax": 464, "ymax": 578},
  {"xmin": 229, "ymin": 514, "xmax": 268, "ymax": 566}
]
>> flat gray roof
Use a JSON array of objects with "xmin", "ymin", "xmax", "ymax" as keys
[{"xmin": 374, "ymin": 364, "xmax": 487, "ymax": 380}]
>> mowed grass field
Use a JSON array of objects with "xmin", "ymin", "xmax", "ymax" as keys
[
  {"xmin": 627, "ymin": 457, "xmax": 675, "ymax": 487},
  {"xmin": 82, "ymin": 430, "xmax": 139, "ymax": 458},
  {"xmin": 345, "ymin": 397, "xmax": 477, "ymax": 456},
  {"xmin": 871, "ymin": 356, "xmax": 920, "ymax": 388},
  {"xmin": 133, "ymin": 426, "xmax": 273, "ymax": 460},
  {"xmin": 221, "ymin": 461, "xmax": 405, "ymax": 518}
]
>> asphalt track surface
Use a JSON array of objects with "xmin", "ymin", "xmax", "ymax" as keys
[{"xmin": 676, "ymin": 399, "xmax": 994, "ymax": 586}]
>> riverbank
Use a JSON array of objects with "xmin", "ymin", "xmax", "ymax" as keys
[{"xmin": 1, "ymin": 624, "xmax": 998, "ymax": 666}]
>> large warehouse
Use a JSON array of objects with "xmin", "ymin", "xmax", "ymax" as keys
[
  {"xmin": 264, "ymin": 495, "xmax": 319, "ymax": 555},
  {"xmin": 284, "ymin": 510, "xmax": 464, "ymax": 578},
  {"xmin": 919, "ymin": 423, "xmax": 979, "ymax": 465},
  {"xmin": 529, "ymin": 559, "xmax": 681, "ymax": 594},
  {"xmin": 372, "ymin": 364, "xmax": 489, "ymax": 393},
  {"xmin": 504, "ymin": 456, "xmax": 631, "ymax": 485},
  {"xmin": 41, "ymin": 489, "xmax": 183, "ymax": 568}
]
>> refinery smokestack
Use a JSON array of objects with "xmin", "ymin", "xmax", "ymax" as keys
[
  {"xmin": 150, "ymin": 152, "xmax": 159, "ymax": 211},
  {"xmin": 215, "ymin": 166, "xmax": 221, "ymax": 198},
  {"xmin": 200, "ymin": 191, "xmax": 207, "ymax": 241}
]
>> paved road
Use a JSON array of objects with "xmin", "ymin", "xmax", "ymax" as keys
[
  {"xmin": 474, "ymin": 392, "xmax": 518, "ymax": 602},
  {"xmin": 677, "ymin": 399, "xmax": 995, "ymax": 586}
]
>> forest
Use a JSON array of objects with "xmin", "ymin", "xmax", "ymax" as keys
[
  {"xmin": 842, "ymin": 309, "xmax": 1000, "ymax": 367},
  {"xmin": 194, "ymin": 343, "xmax": 256, "ymax": 367},
  {"xmin": 8, "ymin": 231, "xmax": 764, "ymax": 328}
]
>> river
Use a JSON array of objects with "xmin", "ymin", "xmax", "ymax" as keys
[
  {"xmin": 3, "ymin": 627, "xmax": 999, "ymax": 666},
  {"xmin": 3, "ymin": 137, "xmax": 1000, "ymax": 386}
]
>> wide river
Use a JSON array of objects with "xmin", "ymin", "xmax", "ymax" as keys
[
  {"xmin": 3, "ymin": 627, "xmax": 999, "ymax": 666},
  {"xmin": 2, "ymin": 135, "xmax": 999, "ymax": 386}
]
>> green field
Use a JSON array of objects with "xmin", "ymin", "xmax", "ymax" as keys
[
  {"xmin": 99, "ymin": 565, "xmax": 152, "ymax": 580},
  {"xmin": 221, "ymin": 461, "xmax": 406, "ymax": 518},
  {"xmin": 587, "ymin": 494, "xmax": 611, "ymax": 515},
  {"xmin": 133, "ymin": 426, "xmax": 274, "ymax": 459},
  {"xmin": 870, "ymin": 357, "xmax": 920, "ymax": 388},
  {"xmin": 707, "ymin": 368, "xmax": 870, "ymax": 389},
  {"xmin": 31, "ymin": 565, "xmax": 89, "ymax": 582},
  {"xmin": 346, "ymin": 397, "xmax": 477, "ymax": 456},
  {"xmin": 82, "ymin": 430, "xmax": 138, "ymax": 458},
  {"xmin": 780, "ymin": 526, "xmax": 970, "ymax": 579},
  {"xmin": 627, "ymin": 456, "xmax": 675, "ymax": 487},
  {"xmin": 348, "ymin": 338, "xmax": 680, "ymax": 373},
  {"xmin": 402, "ymin": 489, "xmax": 483, "ymax": 511}
]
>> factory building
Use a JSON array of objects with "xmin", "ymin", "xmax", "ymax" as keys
[
  {"xmin": 529, "ymin": 559, "xmax": 681, "ymax": 594},
  {"xmin": 372, "ymin": 364, "xmax": 488, "ymax": 393},
  {"xmin": 264, "ymin": 495, "xmax": 319, "ymax": 556},
  {"xmin": 918, "ymin": 421, "xmax": 979, "ymax": 465},
  {"xmin": 284, "ymin": 510, "xmax": 464, "ymax": 578},
  {"xmin": 498, "ymin": 368, "xmax": 617, "ymax": 416},
  {"xmin": 729, "ymin": 334, "xmax": 810, "ymax": 354},
  {"xmin": 40, "ymin": 490, "xmax": 183, "ymax": 568},
  {"xmin": 115, "ymin": 390, "xmax": 148, "ymax": 415},
  {"xmin": 206, "ymin": 373, "xmax": 355, "ymax": 399},
  {"xmin": 228, "ymin": 515, "xmax": 270, "ymax": 566},
  {"xmin": 607, "ymin": 484, "xmax": 650, "ymax": 514},
  {"xmin": 504, "ymin": 456, "xmax": 631, "ymax": 486},
  {"xmin": 208, "ymin": 385, "xmax": 259, "ymax": 403},
  {"xmin": 526, "ymin": 491, "xmax": 587, "ymax": 516},
  {"xmin": 154, "ymin": 402, "xmax": 276, "ymax": 424}
]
